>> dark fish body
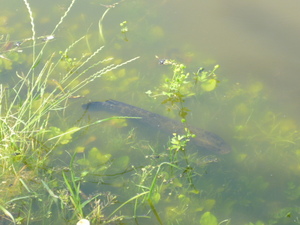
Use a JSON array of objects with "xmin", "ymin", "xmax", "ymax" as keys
[{"xmin": 82, "ymin": 100, "xmax": 231, "ymax": 154}]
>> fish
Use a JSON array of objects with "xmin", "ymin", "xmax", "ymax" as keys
[{"xmin": 82, "ymin": 100, "xmax": 231, "ymax": 154}]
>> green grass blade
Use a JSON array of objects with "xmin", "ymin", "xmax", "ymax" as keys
[
  {"xmin": 0, "ymin": 205, "xmax": 15, "ymax": 224},
  {"xmin": 107, "ymin": 191, "xmax": 149, "ymax": 220}
]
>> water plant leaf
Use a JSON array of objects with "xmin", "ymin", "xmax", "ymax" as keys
[
  {"xmin": 59, "ymin": 126, "xmax": 80, "ymax": 145},
  {"xmin": 201, "ymin": 79, "xmax": 217, "ymax": 92},
  {"xmin": 88, "ymin": 147, "xmax": 111, "ymax": 165},
  {"xmin": 77, "ymin": 158, "xmax": 89, "ymax": 166},
  {"xmin": 112, "ymin": 156, "xmax": 130, "ymax": 172},
  {"xmin": 199, "ymin": 211, "xmax": 218, "ymax": 225},
  {"xmin": 151, "ymin": 192, "xmax": 161, "ymax": 204},
  {"xmin": 47, "ymin": 126, "xmax": 62, "ymax": 138}
]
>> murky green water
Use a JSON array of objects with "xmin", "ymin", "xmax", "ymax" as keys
[{"xmin": 1, "ymin": 0, "xmax": 300, "ymax": 224}]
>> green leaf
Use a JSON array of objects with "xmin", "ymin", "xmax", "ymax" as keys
[
  {"xmin": 201, "ymin": 79, "xmax": 217, "ymax": 92},
  {"xmin": 0, "ymin": 205, "xmax": 15, "ymax": 223},
  {"xmin": 88, "ymin": 147, "xmax": 111, "ymax": 165},
  {"xmin": 199, "ymin": 211, "xmax": 218, "ymax": 225},
  {"xmin": 151, "ymin": 192, "xmax": 161, "ymax": 204},
  {"xmin": 59, "ymin": 127, "xmax": 80, "ymax": 145}
]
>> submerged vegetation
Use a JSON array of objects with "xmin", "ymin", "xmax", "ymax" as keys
[{"xmin": 1, "ymin": 0, "xmax": 300, "ymax": 225}]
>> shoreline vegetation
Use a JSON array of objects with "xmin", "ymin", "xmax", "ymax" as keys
[{"xmin": 0, "ymin": 0, "xmax": 140, "ymax": 224}]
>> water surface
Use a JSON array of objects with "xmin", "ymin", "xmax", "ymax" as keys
[{"xmin": 1, "ymin": 0, "xmax": 300, "ymax": 224}]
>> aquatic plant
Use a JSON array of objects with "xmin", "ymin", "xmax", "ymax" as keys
[
  {"xmin": 120, "ymin": 21, "xmax": 129, "ymax": 41},
  {"xmin": 144, "ymin": 58, "xmax": 221, "ymax": 164},
  {"xmin": 146, "ymin": 58, "xmax": 219, "ymax": 108}
]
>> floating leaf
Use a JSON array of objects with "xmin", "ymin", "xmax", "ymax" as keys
[
  {"xmin": 88, "ymin": 147, "xmax": 111, "ymax": 166},
  {"xmin": 75, "ymin": 146, "xmax": 85, "ymax": 153},
  {"xmin": 59, "ymin": 127, "xmax": 80, "ymax": 145},
  {"xmin": 77, "ymin": 158, "xmax": 89, "ymax": 166},
  {"xmin": 112, "ymin": 156, "xmax": 130, "ymax": 172},
  {"xmin": 201, "ymin": 79, "xmax": 217, "ymax": 92},
  {"xmin": 199, "ymin": 211, "xmax": 218, "ymax": 225},
  {"xmin": 151, "ymin": 192, "xmax": 161, "ymax": 204},
  {"xmin": 203, "ymin": 199, "xmax": 216, "ymax": 211},
  {"xmin": 47, "ymin": 126, "xmax": 62, "ymax": 138}
]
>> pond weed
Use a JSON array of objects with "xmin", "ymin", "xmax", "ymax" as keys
[{"xmin": 120, "ymin": 21, "xmax": 129, "ymax": 42}]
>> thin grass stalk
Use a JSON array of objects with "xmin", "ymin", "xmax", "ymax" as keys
[
  {"xmin": 107, "ymin": 191, "xmax": 149, "ymax": 220},
  {"xmin": 60, "ymin": 45, "xmax": 106, "ymax": 84},
  {"xmin": 147, "ymin": 162, "xmax": 180, "ymax": 200},
  {"xmin": 0, "ymin": 85, "xmax": 5, "ymax": 111},
  {"xmin": 69, "ymin": 56, "xmax": 140, "ymax": 94},
  {"xmin": 22, "ymin": 54, "xmax": 139, "ymax": 123},
  {"xmin": 16, "ymin": 37, "xmax": 94, "ymax": 119},
  {"xmin": 41, "ymin": 180, "xmax": 59, "ymax": 200},
  {"xmin": 147, "ymin": 200, "xmax": 163, "ymax": 225},
  {"xmin": 8, "ymin": 54, "xmax": 62, "ymax": 138},
  {"xmin": 46, "ymin": 36, "xmax": 86, "ymax": 83},
  {"xmin": 18, "ymin": 58, "xmax": 57, "ymax": 131},
  {"xmin": 62, "ymin": 171, "xmax": 83, "ymax": 218},
  {"xmin": 12, "ymin": 4, "xmax": 139, "ymax": 135},
  {"xmin": 84, "ymin": 35, "xmax": 92, "ymax": 53},
  {"xmin": 14, "ymin": 0, "xmax": 76, "ymax": 111},
  {"xmin": 12, "ymin": 61, "xmax": 52, "ymax": 131},
  {"xmin": 81, "ymin": 193, "xmax": 103, "ymax": 210},
  {"xmin": 98, "ymin": 8, "xmax": 111, "ymax": 43},
  {"xmin": 32, "ymin": 54, "xmax": 55, "ymax": 94},
  {"xmin": 22, "ymin": 0, "xmax": 36, "ymax": 61},
  {"xmin": 51, "ymin": 0, "xmax": 76, "ymax": 35},
  {"xmin": 6, "ymin": 195, "xmax": 37, "ymax": 204},
  {"xmin": 21, "ymin": 0, "xmax": 75, "ymax": 82},
  {"xmin": 25, "ymin": 199, "xmax": 32, "ymax": 225},
  {"xmin": 19, "ymin": 178, "xmax": 32, "ymax": 193},
  {"xmin": 7, "ymin": 75, "xmax": 28, "ymax": 116},
  {"xmin": 62, "ymin": 151, "xmax": 86, "ymax": 218},
  {"xmin": 0, "ymin": 205, "xmax": 15, "ymax": 224},
  {"xmin": 67, "ymin": 56, "xmax": 113, "ymax": 84}
]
